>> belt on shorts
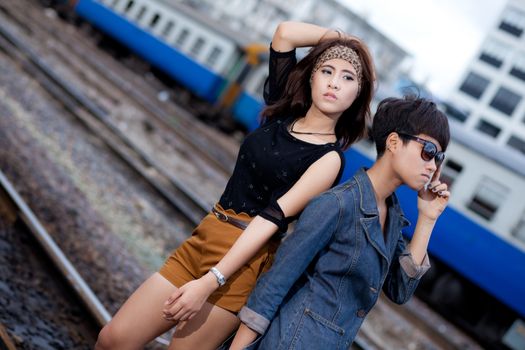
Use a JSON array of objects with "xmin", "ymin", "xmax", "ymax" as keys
[{"xmin": 211, "ymin": 207, "xmax": 249, "ymax": 230}]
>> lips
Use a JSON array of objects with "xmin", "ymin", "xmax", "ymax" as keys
[{"xmin": 323, "ymin": 92, "xmax": 337, "ymax": 100}]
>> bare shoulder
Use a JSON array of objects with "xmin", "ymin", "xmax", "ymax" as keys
[{"xmin": 310, "ymin": 150, "xmax": 343, "ymax": 172}]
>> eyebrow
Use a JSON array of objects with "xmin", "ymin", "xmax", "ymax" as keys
[{"xmin": 321, "ymin": 64, "xmax": 357, "ymax": 77}]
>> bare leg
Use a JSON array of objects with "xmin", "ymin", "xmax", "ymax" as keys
[
  {"xmin": 168, "ymin": 302, "xmax": 240, "ymax": 350},
  {"xmin": 95, "ymin": 273, "xmax": 178, "ymax": 350}
]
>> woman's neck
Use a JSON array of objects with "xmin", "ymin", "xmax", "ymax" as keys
[{"xmin": 299, "ymin": 107, "xmax": 339, "ymax": 134}]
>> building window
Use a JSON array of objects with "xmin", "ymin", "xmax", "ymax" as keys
[
  {"xmin": 468, "ymin": 177, "xmax": 509, "ymax": 220},
  {"xmin": 476, "ymin": 119, "xmax": 501, "ymax": 138},
  {"xmin": 479, "ymin": 39, "xmax": 508, "ymax": 68},
  {"xmin": 489, "ymin": 87, "xmax": 521, "ymax": 116},
  {"xmin": 175, "ymin": 28, "xmax": 189, "ymax": 47},
  {"xmin": 510, "ymin": 67, "xmax": 525, "ymax": 82},
  {"xmin": 459, "ymin": 72, "xmax": 490, "ymax": 99},
  {"xmin": 499, "ymin": 6, "xmax": 525, "ymax": 37},
  {"xmin": 510, "ymin": 52, "xmax": 525, "ymax": 82},
  {"xmin": 507, "ymin": 135, "xmax": 525, "ymax": 154},
  {"xmin": 479, "ymin": 53, "xmax": 503, "ymax": 68},
  {"xmin": 441, "ymin": 101, "xmax": 469, "ymax": 122},
  {"xmin": 190, "ymin": 37, "xmax": 206, "ymax": 57},
  {"xmin": 499, "ymin": 21, "xmax": 523, "ymax": 37},
  {"xmin": 161, "ymin": 20, "xmax": 175, "ymax": 38},
  {"xmin": 206, "ymin": 46, "xmax": 223, "ymax": 67},
  {"xmin": 440, "ymin": 159, "xmax": 463, "ymax": 188}
]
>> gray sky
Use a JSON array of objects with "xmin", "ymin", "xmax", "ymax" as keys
[{"xmin": 341, "ymin": 0, "xmax": 508, "ymax": 97}]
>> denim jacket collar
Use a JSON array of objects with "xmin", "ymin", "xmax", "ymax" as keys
[
  {"xmin": 354, "ymin": 168, "xmax": 410, "ymax": 226},
  {"xmin": 354, "ymin": 168, "xmax": 379, "ymax": 217},
  {"xmin": 354, "ymin": 168, "xmax": 410, "ymax": 261}
]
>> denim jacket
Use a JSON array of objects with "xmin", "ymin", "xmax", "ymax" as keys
[{"xmin": 238, "ymin": 168, "xmax": 430, "ymax": 350}]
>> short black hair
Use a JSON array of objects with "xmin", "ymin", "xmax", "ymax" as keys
[{"xmin": 371, "ymin": 95, "xmax": 450, "ymax": 158}]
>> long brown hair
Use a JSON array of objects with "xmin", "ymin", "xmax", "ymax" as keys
[{"xmin": 262, "ymin": 38, "xmax": 375, "ymax": 150}]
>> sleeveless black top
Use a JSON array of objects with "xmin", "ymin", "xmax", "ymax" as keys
[{"xmin": 218, "ymin": 46, "xmax": 345, "ymax": 217}]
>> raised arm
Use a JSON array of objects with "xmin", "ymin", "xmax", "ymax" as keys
[
  {"xmin": 162, "ymin": 151, "xmax": 342, "ymax": 322},
  {"xmin": 383, "ymin": 167, "xmax": 450, "ymax": 304},
  {"xmin": 271, "ymin": 21, "xmax": 342, "ymax": 52},
  {"xmin": 410, "ymin": 166, "xmax": 449, "ymax": 263},
  {"xmin": 265, "ymin": 21, "xmax": 347, "ymax": 105}
]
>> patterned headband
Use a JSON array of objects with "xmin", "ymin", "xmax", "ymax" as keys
[{"xmin": 310, "ymin": 45, "xmax": 363, "ymax": 93}]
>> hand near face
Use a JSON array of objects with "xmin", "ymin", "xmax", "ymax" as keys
[{"xmin": 417, "ymin": 166, "xmax": 450, "ymax": 221}]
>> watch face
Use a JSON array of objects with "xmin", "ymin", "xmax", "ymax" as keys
[{"xmin": 211, "ymin": 267, "xmax": 226, "ymax": 286}]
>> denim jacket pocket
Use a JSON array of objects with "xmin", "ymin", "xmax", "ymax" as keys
[{"xmin": 290, "ymin": 308, "xmax": 345, "ymax": 349}]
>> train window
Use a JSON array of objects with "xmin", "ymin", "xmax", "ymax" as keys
[
  {"xmin": 467, "ymin": 177, "xmax": 509, "ymax": 220},
  {"xmin": 459, "ymin": 72, "xmax": 490, "ymax": 100},
  {"xmin": 136, "ymin": 6, "xmax": 146, "ymax": 21},
  {"xmin": 476, "ymin": 119, "xmax": 501, "ymax": 138},
  {"xmin": 175, "ymin": 29, "xmax": 190, "ymax": 47},
  {"xmin": 507, "ymin": 135, "xmax": 525, "ymax": 154},
  {"xmin": 124, "ymin": 0, "xmax": 134, "ymax": 13},
  {"xmin": 162, "ymin": 21, "xmax": 175, "ymax": 38},
  {"xmin": 489, "ymin": 86, "xmax": 522, "ymax": 116},
  {"xmin": 149, "ymin": 13, "xmax": 160, "ymax": 28},
  {"xmin": 512, "ymin": 214, "xmax": 525, "ymax": 243},
  {"xmin": 110, "ymin": 0, "xmax": 120, "ymax": 8},
  {"xmin": 440, "ymin": 159, "xmax": 463, "ymax": 188},
  {"xmin": 206, "ymin": 46, "xmax": 223, "ymax": 67},
  {"xmin": 190, "ymin": 37, "xmax": 206, "ymax": 57}
]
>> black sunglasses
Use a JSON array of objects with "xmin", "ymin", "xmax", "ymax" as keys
[{"xmin": 398, "ymin": 133, "xmax": 445, "ymax": 166}]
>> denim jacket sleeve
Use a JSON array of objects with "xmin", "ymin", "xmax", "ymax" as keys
[
  {"xmin": 382, "ymin": 234, "xmax": 431, "ymax": 304},
  {"xmin": 239, "ymin": 192, "xmax": 342, "ymax": 334}
]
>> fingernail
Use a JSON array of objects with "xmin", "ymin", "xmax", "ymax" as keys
[
  {"xmin": 438, "ymin": 191, "xmax": 443, "ymax": 196},
  {"xmin": 432, "ymin": 188, "xmax": 438, "ymax": 192}
]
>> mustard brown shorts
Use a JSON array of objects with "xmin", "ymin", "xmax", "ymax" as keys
[{"xmin": 159, "ymin": 204, "xmax": 279, "ymax": 313}]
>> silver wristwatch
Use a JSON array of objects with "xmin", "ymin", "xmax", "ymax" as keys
[{"xmin": 210, "ymin": 267, "xmax": 226, "ymax": 287}]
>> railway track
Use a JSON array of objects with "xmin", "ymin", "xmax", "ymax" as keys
[
  {"xmin": 0, "ymin": 8, "xmax": 211, "ymax": 226},
  {"xmin": 0, "ymin": 170, "xmax": 102, "ymax": 349},
  {"xmin": 0, "ymin": 0, "xmax": 239, "ymax": 176},
  {"xmin": 0, "ymin": 0, "xmax": 243, "ymax": 225},
  {"xmin": 0, "ymin": 170, "xmax": 174, "ymax": 349}
]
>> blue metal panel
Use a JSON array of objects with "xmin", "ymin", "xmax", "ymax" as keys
[
  {"xmin": 232, "ymin": 92, "xmax": 262, "ymax": 131},
  {"xmin": 343, "ymin": 148, "xmax": 525, "ymax": 318},
  {"xmin": 75, "ymin": 0, "xmax": 224, "ymax": 101}
]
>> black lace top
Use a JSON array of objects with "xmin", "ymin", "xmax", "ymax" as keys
[{"xmin": 218, "ymin": 46, "xmax": 345, "ymax": 217}]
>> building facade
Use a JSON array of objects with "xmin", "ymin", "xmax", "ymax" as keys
[{"xmin": 448, "ymin": 0, "xmax": 525, "ymax": 155}]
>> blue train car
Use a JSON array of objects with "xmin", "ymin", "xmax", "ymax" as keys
[
  {"xmin": 74, "ymin": 0, "xmax": 269, "ymax": 129},
  {"xmin": 75, "ymin": 0, "xmax": 225, "ymax": 101}
]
